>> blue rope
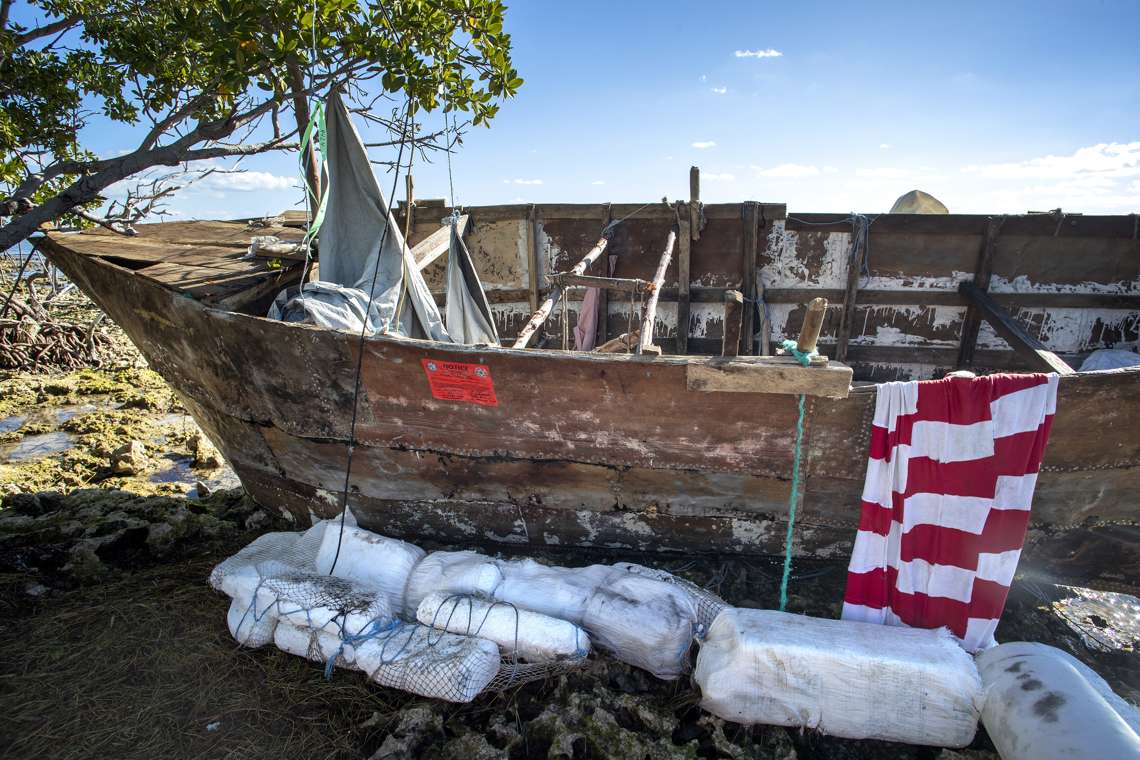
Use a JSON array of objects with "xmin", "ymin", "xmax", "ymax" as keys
[
  {"xmin": 780, "ymin": 338, "xmax": 817, "ymax": 367},
  {"xmin": 324, "ymin": 618, "xmax": 402, "ymax": 679},
  {"xmin": 779, "ymin": 392, "xmax": 807, "ymax": 612}
]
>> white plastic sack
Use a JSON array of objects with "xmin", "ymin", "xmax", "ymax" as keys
[
  {"xmin": 582, "ymin": 567, "xmax": 699, "ymax": 680},
  {"xmin": 493, "ymin": 559, "xmax": 612, "ymax": 625},
  {"xmin": 402, "ymin": 550, "xmax": 504, "ymax": 617},
  {"xmin": 274, "ymin": 621, "xmax": 349, "ymax": 665},
  {"xmin": 227, "ymin": 593, "xmax": 278, "ymax": 647},
  {"xmin": 354, "ymin": 622, "xmax": 501, "ymax": 703},
  {"xmin": 417, "ymin": 592, "xmax": 590, "ymax": 662},
  {"xmin": 1079, "ymin": 348, "xmax": 1140, "ymax": 372},
  {"xmin": 975, "ymin": 642, "xmax": 1140, "ymax": 759},
  {"xmin": 315, "ymin": 525, "xmax": 425, "ymax": 611},
  {"xmin": 694, "ymin": 608, "xmax": 982, "ymax": 747}
]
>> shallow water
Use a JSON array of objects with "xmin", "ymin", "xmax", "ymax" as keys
[
  {"xmin": 0, "ymin": 431, "xmax": 78, "ymax": 461},
  {"xmin": 148, "ymin": 454, "xmax": 242, "ymax": 497},
  {"xmin": 0, "ymin": 415, "xmax": 26, "ymax": 433}
]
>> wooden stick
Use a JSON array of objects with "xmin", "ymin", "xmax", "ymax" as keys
[
  {"xmin": 595, "ymin": 204, "xmax": 612, "ymax": 347},
  {"xmin": 549, "ymin": 273, "xmax": 651, "ymax": 293},
  {"xmin": 404, "ymin": 173, "xmax": 415, "ymax": 240},
  {"xmin": 959, "ymin": 282, "xmax": 1075, "ymax": 374},
  {"xmin": 797, "ymin": 297, "xmax": 828, "ymax": 354},
  {"xmin": 755, "ymin": 271, "xmax": 771, "ymax": 356},
  {"xmin": 525, "ymin": 205, "xmax": 540, "ymax": 313},
  {"xmin": 596, "ymin": 329, "xmax": 640, "ymax": 353},
  {"xmin": 722, "ymin": 290, "xmax": 744, "ymax": 357},
  {"xmin": 513, "ymin": 234, "xmax": 611, "ymax": 349},
  {"xmin": 835, "ymin": 217, "xmax": 868, "ymax": 363},
  {"xmin": 637, "ymin": 228, "xmax": 677, "ymax": 354},
  {"xmin": 689, "ymin": 166, "xmax": 701, "ymax": 241}
]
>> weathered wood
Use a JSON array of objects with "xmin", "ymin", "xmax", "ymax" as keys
[
  {"xmin": 797, "ymin": 297, "xmax": 828, "ymax": 354},
  {"xmin": 676, "ymin": 202, "xmax": 692, "ymax": 354},
  {"xmin": 835, "ymin": 219, "xmax": 868, "ymax": 363},
  {"xmin": 689, "ymin": 166, "xmax": 701, "ymax": 241},
  {"xmin": 957, "ymin": 215, "xmax": 1005, "ymax": 368},
  {"xmin": 638, "ymin": 227, "xmax": 677, "ymax": 355},
  {"xmin": 686, "ymin": 357, "xmax": 852, "ymax": 399},
  {"xmin": 595, "ymin": 205, "xmax": 612, "ymax": 347},
  {"xmin": 596, "ymin": 329, "xmax": 639, "ymax": 353},
  {"xmin": 763, "ymin": 288, "xmax": 1140, "ymax": 310},
  {"xmin": 959, "ymin": 282, "xmax": 1076, "ymax": 375},
  {"xmin": 549, "ymin": 273, "xmax": 651, "ymax": 293},
  {"xmin": 722, "ymin": 290, "xmax": 744, "ymax": 358},
  {"xmin": 755, "ymin": 271, "xmax": 771, "ymax": 356},
  {"xmin": 525, "ymin": 205, "xmax": 541, "ymax": 343},
  {"xmin": 513, "ymin": 234, "xmax": 611, "ymax": 349},
  {"xmin": 741, "ymin": 202, "xmax": 759, "ymax": 355},
  {"xmin": 411, "ymin": 214, "xmax": 468, "ymax": 270}
]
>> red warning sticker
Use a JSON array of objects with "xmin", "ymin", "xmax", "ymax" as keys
[{"xmin": 421, "ymin": 359, "xmax": 499, "ymax": 406}]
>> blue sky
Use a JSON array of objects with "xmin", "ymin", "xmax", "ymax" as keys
[{"xmin": 90, "ymin": 0, "xmax": 1140, "ymax": 219}]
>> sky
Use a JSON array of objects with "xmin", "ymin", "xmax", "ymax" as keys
[{"xmin": 83, "ymin": 0, "xmax": 1140, "ymax": 219}]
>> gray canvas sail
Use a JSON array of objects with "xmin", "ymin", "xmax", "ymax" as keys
[
  {"xmin": 444, "ymin": 218, "xmax": 500, "ymax": 345},
  {"xmin": 293, "ymin": 90, "xmax": 449, "ymax": 341}
]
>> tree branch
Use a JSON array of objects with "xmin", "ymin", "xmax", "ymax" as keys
[{"xmin": 14, "ymin": 15, "xmax": 80, "ymax": 45}]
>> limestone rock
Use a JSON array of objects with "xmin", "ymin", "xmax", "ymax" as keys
[
  {"xmin": 111, "ymin": 440, "xmax": 148, "ymax": 475},
  {"xmin": 191, "ymin": 431, "xmax": 224, "ymax": 469}
]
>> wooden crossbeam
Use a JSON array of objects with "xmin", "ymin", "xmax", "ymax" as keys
[
  {"xmin": 549, "ymin": 273, "xmax": 651, "ymax": 293},
  {"xmin": 957, "ymin": 215, "xmax": 1005, "ymax": 368},
  {"xmin": 959, "ymin": 282, "xmax": 1075, "ymax": 375},
  {"xmin": 412, "ymin": 215, "xmax": 469, "ymax": 271}
]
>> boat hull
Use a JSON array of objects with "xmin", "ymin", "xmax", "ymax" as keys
[{"xmin": 40, "ymin": 237, "xmax": 1140, "ymax": 586}]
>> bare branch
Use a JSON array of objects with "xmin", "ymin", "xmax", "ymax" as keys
[{"xmin": 14, "ymin": 15, "xmax": 79, "ymax": 45}]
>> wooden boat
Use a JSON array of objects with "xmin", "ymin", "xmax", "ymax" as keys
[{"xmin": 37, "ymin": 196, "xmax": 1140, "ymax": 588}]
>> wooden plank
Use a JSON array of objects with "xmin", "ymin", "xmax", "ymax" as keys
[
  {"xmin": 755, "ymin": 270, "xmax": 771, "ymax": 356},
  {"xmin": 638, "ymin": 228, "xmax": 677, "ymax": 354},
  {"xmin": 741, "ymin": 202, "xmax": 759, "ymax": 355},
  {"xmin": 686, "ymin": 357, "xmax": 852, "ymax": 399},
  {"xmin": 411, "ymin": 215, "xmax": 468, "ymax": 270},
  {"xmin": 785, "ymin": 212, "xmax": 1138, "ymax": 238},
  {"xmin": 689, "ymin": 166, "xmax": 701, "ymax": 241},
  {"xmin": 835, "ymin": 219, "xmax": 868, "ymax": 363},
  {"xmin": 676, "ymin": 201, "xmax": 692, "ymax": 355},
  {"xmin": 959, "ymin": 282, "xmax": 1075, "ymax": 374},
  {"xmin": 957, "ymin": 216, "xmax": 1005, "ymax": 368},
  {"xmin": 722, "ymin": 290, "xmax": 743, "ymax": 357}
]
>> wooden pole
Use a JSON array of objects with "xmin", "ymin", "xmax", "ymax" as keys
[
  {"xmin": 756, "ymin": 270, "xmax": 771, "ymax": 356},
  {"xmin": 595, "ymin": 204, "xmax": 612, "ymax": 347},
  {"xmin": 513, "ymin": 235, "xmax": 611, "ymax": 349},
  {"xmin": 404, "ymin": 174, "xmax": 415, "ymax": 237},
  {"xmin": 797, "ymin": 297, "xmax": 828, "ymax": 354},
  {"xmin": 722, "ymin": 290, "xmax": 744, "ymax": 358},
  {"xmin": 689, "ymin": 166, "xmax": 701, "ymax": 241},
  {"xmin": 835, "ymin": 217, "xmax": 868, "ymax": 363},
  {"xmin": 637, "ymin": 228, "xmax": 677, "ymax": 355},
  {"xmin": 525, "ymin": 205, "xmax": 541, "ymax": 341}
]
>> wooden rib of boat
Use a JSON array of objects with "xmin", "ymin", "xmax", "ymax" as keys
[{"xmin": 37, "ymin": 199, "xmax": 1140, "ymax": 589}]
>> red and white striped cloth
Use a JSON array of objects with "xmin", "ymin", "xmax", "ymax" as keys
[{"xmin": 841, "ymin": 373, "xmax": 1059, "ymax": 652}]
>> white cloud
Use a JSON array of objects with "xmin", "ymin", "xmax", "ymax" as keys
[
  {"xmin": 503, "ymin": 178, "xmax": 543, "ymax": 185},
  {"xmin": 664, "ymin": 155, "xmax": 674, "ymax": 160},
  {"xmin": 699, "ymin": 74, "xmax": 708, "ymax": 82},
  {"xmin": 879, "ymin": 143, "xmax": 891, "ymax": 150},
  {"xmin": 961, "ymin": 141, "xmax": 1140, "ymax": 179},
  {"xmin": 751, "ymin": 163, "xmax": 820, "ymax": 178},
  {"xmin": 711, "ymin": 86, "xmax": 727, "ymax": 95},
  {"xmin": 691, "ymin": 141, "xmax": 717, "ymax": 149},
  {"xmin": 734, "ymin": 48, "xmax": 783, "ymax": 59},
  {"xmin": 855, "ymin": 167, "xmax": 914, "ymax": 179},
  {"xmin": 823, "ymin": 166, "xmax": 840, "ymax": 174},
  {"xmin": 203, "ymin": 171, "xmax": 296, "ymax": 192},
  {"xmin": 591, "ymin": 180, "xmax": 606, "ymax": 185},
  {"xmin": 703, "ymin": 172, "xmax": 735, "ymax": 181}
]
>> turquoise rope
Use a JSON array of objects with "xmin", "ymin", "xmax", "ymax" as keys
[
  {"xmin": 780, "ymin": 338, "xmax": 816, "ymax": 367},
  {"xmin": 779, "ymin": 392, "xmax": 806, "ymax": 612}
]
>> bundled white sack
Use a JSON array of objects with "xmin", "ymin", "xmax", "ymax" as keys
[
  {"xmin": 354, "ymin": 622, "xmax": 500, "ymax": 703},
  {"xmin": 227, "ymin": 593, "xmax": 278, "ymax": 647},
  {"xmin": 314, "ymin": 525, "xmax": 426, "ymax": 610},
  {"xmin": 582, "ymin": 567, "xmax": 699, "ymax": 680},
  {"xmin": 417, "ymin": 592, "xmax": 590, "ymax": 662},
  {"xmin": 274, "ymin": 620, "xmax": 351, "ymax": 666},
  {"xmin": 493, "ymin": 559, "xmax": 612, "ymax": 625},
  {"xmin": 402, "ymin": 551, "xmax": 504, "ymax": 617},
  {"xmin": 975, "ymin": 642, "xmax": 1140, "ymax": 759},
  {"xmin": 694, "ymin": 608, "xmax": 982, "ymax": 747}
]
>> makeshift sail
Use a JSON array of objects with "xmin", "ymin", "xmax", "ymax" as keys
[{"xmin": 271, "ymin": 90, "xmax": 497, "ymax": 344}]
